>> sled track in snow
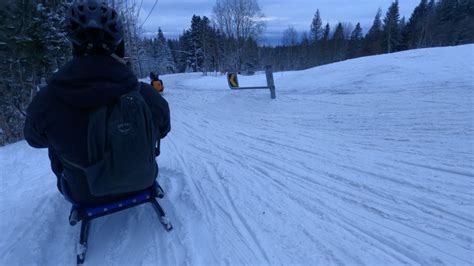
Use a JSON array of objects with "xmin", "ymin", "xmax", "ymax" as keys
[
  {"xmin": 161, "ymin": 57, "xmax": 473, "ymax": 264},
  {"xmin": 1, "ymin": 46, "xmax": 473, "ymax": 265}
]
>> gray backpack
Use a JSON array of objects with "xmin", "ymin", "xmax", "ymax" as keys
[{"xmin": 66, "ymin": 83, "xmax": 158, "ymax": 196}]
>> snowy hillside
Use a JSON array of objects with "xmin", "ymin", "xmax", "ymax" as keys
[{"xmin": 1, "ymin": 45, "xmax": 473, "ymax": 265}]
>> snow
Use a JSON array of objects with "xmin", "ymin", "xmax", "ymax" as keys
[{"xmin": 1, "ymin": 45, "xmax": 473, "ymax": 265}]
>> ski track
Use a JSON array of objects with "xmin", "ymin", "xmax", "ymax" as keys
[{"xmin": 1, "ymin": 45, "xmax": 473, "ymax": 265}]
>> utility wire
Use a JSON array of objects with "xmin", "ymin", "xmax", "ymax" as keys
[
  {"xmin": 140, "ymin": 0, "xmax": 158, "ymax": 28},
  {"xmin": 138, "ymin": 0, "xmax": 144, "ymax": 14}
]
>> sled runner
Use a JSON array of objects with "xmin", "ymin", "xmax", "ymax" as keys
[{"xmin": 68, "ymin": 182, "xmax": 172, "ymax": 265}]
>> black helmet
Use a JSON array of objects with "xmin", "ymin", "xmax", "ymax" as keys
[{"xmin": 66, "ymin": 0, "xmax": 123, "ymax": 55}]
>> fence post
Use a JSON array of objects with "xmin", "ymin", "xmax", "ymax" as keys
[{"xmin": 265, "ymin": 65, "xmax": 276, "ymax": 99}]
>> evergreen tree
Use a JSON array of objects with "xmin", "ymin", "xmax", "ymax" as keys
[
  {"xmin": 432, "ymin": 0, "xmax": 474, "ymax": 46},
  {"xmin": 317, "ymin": 23, "xmax": 331, "ymax": 63},
  {"xmin": 299, "ymin": 31, "xmax": 312, "ymax": 69},
  {"xmin": 332, "ymin": 23, "xmax": 346, "ymax": 41},
  {"xmin": 211, "ymin": 30, "xmax": 226, "ymax": 73},
  {"xmin": 309, "ymin": 10, "xmax": 323, "ymax": 43},
  {"xmin": 383, "ymin": 1, "xmax": 401, "ymax": 53},
  {"xmin": 178, "ymin": 29, "xmax": 194, "ymax": 72},
  {"xmin": 198, "ymin": 16, "xmax": 217, "ymax": 75},
  {"xmin": 188, "ymin": 15, "xmax": 204, "ymax": 72},
  {"xmin": 347, "ymin": 23, "xmax": 363, "ymax": 58},
  {"xmin": 454, "ymin": 0, "xmax": 474, "ymax": 44},
  {"xmin": 322, "ymin": 23, "xmax": 331, "ymax": 42},
  {"xmin": 331, "ymin": 23, "xmax": 347, "ymax": 61},
  {"xmin": 156, "ymin": 28, "xmax": 176, "ymax": 74},
  {"xmin": 167, "ymin": 38, "xmax": 181, "ymax": 71},
  {"xmin": 363, "ymin": 8, "xmax": 384, "ymax": 55},
  {"xmin": 404, "ymin": 0, "xmax": 430, "ymax": 48},
  {"xmin": 416, "ymin": 0, "xmax": 437, "ymax": 47}
]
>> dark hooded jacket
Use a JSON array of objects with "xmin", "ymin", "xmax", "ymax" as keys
[{"xmin": 24, "ymin": 55, "xmax": 170, "ymax": 205}]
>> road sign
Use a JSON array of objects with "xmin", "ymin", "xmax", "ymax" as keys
[
  {"xmin": 227, "ymin": 72, "xmax": 239, "ymax": 88},
  {"xmin": 226, "ymin": 66, "xmax": 276, "ymax": 99}
]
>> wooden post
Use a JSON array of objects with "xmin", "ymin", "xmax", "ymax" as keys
[{"xmin": 265, "ymin": 65, "xmax": 276, "ymax": 99}]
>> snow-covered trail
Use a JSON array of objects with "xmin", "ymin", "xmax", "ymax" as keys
[{"xmin": 1, "ymin": 45, "xmax": 473, "ymax": 265}]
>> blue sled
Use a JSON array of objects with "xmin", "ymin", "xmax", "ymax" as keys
[{"xmin": 68, "ymin": 183, "xmax": 172, "ymax": 265}]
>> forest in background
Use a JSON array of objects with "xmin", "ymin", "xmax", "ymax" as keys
[
  {"xmin": 159, "ymin": 0, "xmax": 474, "ymax": 74},
  {"xmin": 0, "ymin": 0, "xmax": 473, "ymax": 145}
]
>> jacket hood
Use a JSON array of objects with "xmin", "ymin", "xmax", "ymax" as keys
[{"xmin": 48, "ymin": 55, "xmax": 138, "ymax": 108}]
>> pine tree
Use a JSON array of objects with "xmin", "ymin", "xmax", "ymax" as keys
[
  {"xmin": 299, "ymin": 31, "xmax": 312, "ymax": 69},
  {"xmin": 403, "ymin": 0, "xmax": 429, "ymax": 49},
  {"xmin": 211, "ymin": 30, "xmax": 226, "ymax": 73},
  {"xmin": 309, "ymin": 10, "xmax": 323, "ymax": 43},
  {"xmin": 179, "ymin": 29, "xmax": 194, "ymax": 72},
  {"xmin": 383, "ymin": 1, "xmax": 401, "ymax": 53},
  {"xmin": 198, "ymin": 16, "xmax": 217, "ymax": 75},
  {"xmin": 454, "ymin": 0, "xmax": 474, "ymax": 44},
  {"xmin": 363, "ymin": 8, "xmax": 384, "ymax": 55},
  {"xmin": 347, "ymin": 23, "xmax": 363, "ymax": 58},
  {"xmin": 432, "ymin": 0, "xmax": 474, "ymax": 46},
  {"xmin": 317, "ymin": 23, "xmax": 331, "ymax": 64},
  {"xmin": 188, "ymin": 15, "xmax": 203, "ymax": 72},
  {"xmin": 331, "ymin": 23, "xmax": 347, "ymax": 61},
  {"xmin": 322, "ymin": 23, "xmax": 331, "ymax": 42},
  {"xmin": 156, "ymin": 28, "xmax": 176, "ymax": 74},
  {"xmin": 333, "ymin": 23, "xmax": 345, "ymax": 41}
]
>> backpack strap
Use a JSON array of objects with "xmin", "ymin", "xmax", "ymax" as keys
[{"xmin": 134, "ymin": 81, "xmax": 142, "ymax": 92}]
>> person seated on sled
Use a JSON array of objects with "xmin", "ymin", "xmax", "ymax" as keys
[
  {"xmin": 150, "ymin": 72, "xmax": 164, "ymax": 93},
  {"xmin": 24, "ymin": 0, "xmax": 171, "ymax": 206}
]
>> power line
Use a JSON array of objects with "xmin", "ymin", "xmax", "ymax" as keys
[
  {"xmin": 140, "ymin": 0, "xmax": 158, "ymax": 28},
  {"xmin": 138, "ymin": 0, "xmax": 144, "ymax": 14}
]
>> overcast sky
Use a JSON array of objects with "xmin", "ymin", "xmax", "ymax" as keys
[{"xmin": 139, "ymin": 0, "xmax": 420, "ymax": 45}]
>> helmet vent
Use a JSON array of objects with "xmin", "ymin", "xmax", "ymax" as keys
[
  {"xmin": 111, "ymin": 11, "xmax": 116, "ymax": 19},
  {"xmin": 77, "ymin": 5, "xmax": 84, "ymax": 12},
  {"xmin": 89, "ymin": 6, "xmax": 97, "ymax": 11}
]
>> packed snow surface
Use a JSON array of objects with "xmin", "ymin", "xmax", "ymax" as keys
[{"xmin": 1, "ymin": 45, "xmax": 473, "ymax": 265}]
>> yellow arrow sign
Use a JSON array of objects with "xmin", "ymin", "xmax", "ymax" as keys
[{"xmin": 227, "ymin": 72, "xmax": 239, "ymax": 88}]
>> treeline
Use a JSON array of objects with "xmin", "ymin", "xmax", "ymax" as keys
[
  {"xmin": 140, "ymin": 0, "xmax": 265, "ymax": 75},
  {"xmin": 0, "ymin": 0, "xmax": 472, "ymax": 145},
  {"xmin": 167, "ymin": 15, "xmax": 260, "ymax": 74},
  {"xmin": 0, "ymin": 0, "xmax": 71, "ymax": 145},
  {"xmin": 143, "ymin": 0, "xmax": 473, "ymax": 75},
  {"xmin": 140, "ymin": 14, "xmax": 262, "ymax": 75},
  {"xmin": 264, "ymin": 0, "xmax": 474, "ymax": 71}
]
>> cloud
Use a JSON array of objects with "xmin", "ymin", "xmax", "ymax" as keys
[{"xmin": 252, "ymin": 16, "xmax": 284, "ymax": 22}]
